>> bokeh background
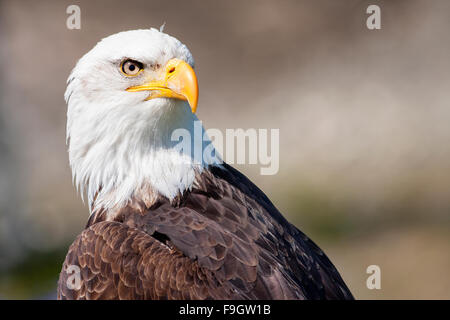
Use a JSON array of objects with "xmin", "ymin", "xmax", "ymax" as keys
[{"xmin": 0, "ymin": 0, "xmax": 449, "ymax": 299}]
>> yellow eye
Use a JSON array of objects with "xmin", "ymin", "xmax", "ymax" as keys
[{"xmin": 121, "ymin": 59, "xmax": 143, "ymax": 76}]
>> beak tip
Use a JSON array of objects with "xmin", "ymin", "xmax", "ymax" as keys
[{"xmin": 189, "ymin": 96, "xmax": 198, "ymax": 113}]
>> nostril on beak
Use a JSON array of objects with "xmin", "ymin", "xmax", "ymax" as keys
[{"xmin": 168, "ymin": 67, "xmax": 175, "ymax": 74}]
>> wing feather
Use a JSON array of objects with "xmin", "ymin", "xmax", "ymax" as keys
[
  {"xmin": 57, "ymin": 221, "xmax": 236, "ymax": 299},
  {"xmin": 58, "ymin": 163, "xmax": 353, "ymax": 300}
]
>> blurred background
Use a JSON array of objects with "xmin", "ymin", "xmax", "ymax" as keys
[{"xmin": 0, "ymin": 0, "xmax": 449, "ymax": 299}]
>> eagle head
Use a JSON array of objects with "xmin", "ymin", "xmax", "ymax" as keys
[{"xmin": 65, "ymin": 29, "xmax": 215, "ymax": 213}]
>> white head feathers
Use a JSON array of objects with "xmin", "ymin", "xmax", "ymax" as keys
[{"xmin": 65, "ymin": 29, "xmax": 217, "ymax": 213}]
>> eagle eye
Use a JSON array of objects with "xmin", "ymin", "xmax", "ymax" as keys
[{"xmin": 121, "ymin": 59, "xmax": 143, "ymax": 76}]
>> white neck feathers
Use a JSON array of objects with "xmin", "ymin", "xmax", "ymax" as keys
[{"xmin": 67, "ymin": 93, "xmax": 216, "ymax": 213}]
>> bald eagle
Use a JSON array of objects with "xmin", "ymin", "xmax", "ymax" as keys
[{"xmin": 57, "ymin": 29, "xmax": 353, "ymax": 300}]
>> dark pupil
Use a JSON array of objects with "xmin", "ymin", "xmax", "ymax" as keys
[{"xmin": 128, "ymin": 64, "xmax": 136, "ymax": 71}]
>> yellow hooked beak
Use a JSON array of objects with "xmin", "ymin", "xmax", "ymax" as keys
[{"xmin": 126, "ymin": 58, "xmax": 199, "ymax": 113}]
